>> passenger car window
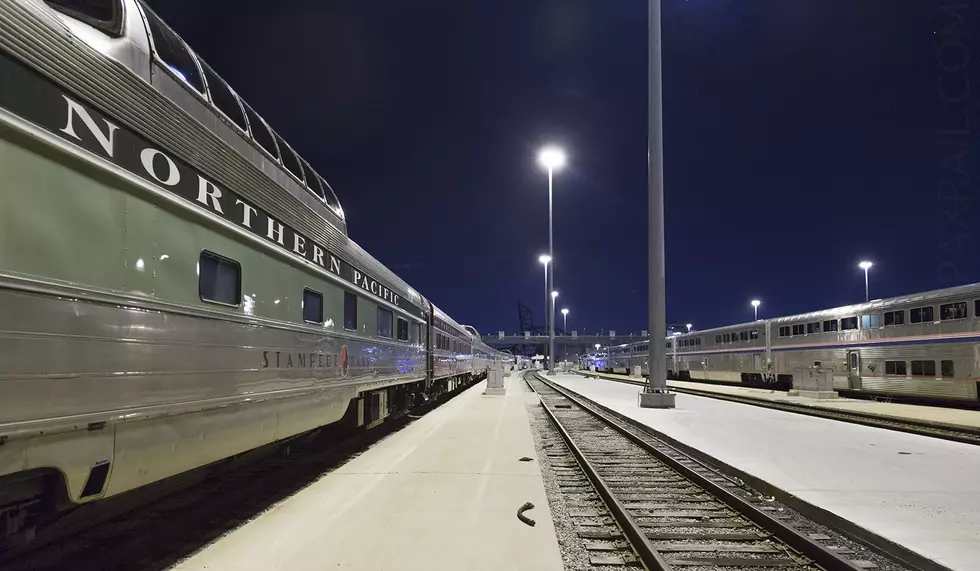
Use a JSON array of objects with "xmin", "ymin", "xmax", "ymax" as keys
[
  {"xmin": 301, "ymin": 161, "xmax": 326, "ymax": 200},
  {"xmin": 47, "ymin": 0, "xmax": 121, "ymax": 34},
  {"xmin": 397, "ymin": 318, "xmax": 409, "ymax": 341},
  {"xmin": 942, "ymin": 360, "xmax": 954, "ymax": 378},
  {"xmin": 940, "ymin": 301, "xmax": 967, "ymax": 321},
  {"xmin": 199, "ymin": 251, "xmax": 240, "ymax": 305},
  {"xmin": 911, "ymin": 360, "xmax": 933, "ymax": 376},
  {"xmin": 860, "ymin": 314, "xmax": 880, "ymax": 329},
  {"xmin": 303, "ymin": 288, "xmax": 323, "ymax": 324},
  {"xmin": 910, "ymin": 306, "xmax": 934, "ymax": 323},
  {"xmin": 841, "ymin": 317, "xmax": 858, "ymax": 330},
  {"xmin": 883, "ymin": 310, "xmax": 904, "ymax": 326},
  {"xmin": 318, "ymin": 175, "xmax": 343, "ymax": 212},
  {"xmin": 200, "ymin": 62, "xmax": 247, "ymax": 131},
  {"xmin": 274, "ymin": 134, "xmax": 304, "ymax": 182},
  {"xmin": 241, "ymin": 103, "xmax": 280, "ymax": 159},
  {"xmin": 377, "ymin": 307, "xmax": 393, "ymax": 338},
  {"xmin": 344, "ymin": 291, "xmax": 357, "ymax": 331},
  {"xmin": 141, "ymin": 5, "xmax": 204, "ymax": 93},
  {"xmin": 885, "ymin": 360, "xmax": 907, "ymax": 375}
]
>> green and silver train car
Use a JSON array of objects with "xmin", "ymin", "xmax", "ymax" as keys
[{"xmin": 0, "ymin": 0, "xmax": 495, "ymax": 545}]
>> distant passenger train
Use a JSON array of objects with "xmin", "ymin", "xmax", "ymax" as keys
[
  {"xmin": 607, "ymin": 283, "xmax": 980, "ymax": 405},
  {"xmin": 0, "ymin": 0, "xmax": 504, "ymax": 546}
]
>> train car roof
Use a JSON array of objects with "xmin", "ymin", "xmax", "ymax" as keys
[
  {"xmin": 42, "ymin": 0, "xmax": 345, "ymax": 232},
  {"xmin": 667, "ymin": 281, "xmax": 980, "ymax": 340},
  {"xmin": 431, "ymin": 303, "xmax": 469, "ymax": 336},
  {"xmin": 767, "ymin": 282, "xmax": 980, "ymax": 325}
]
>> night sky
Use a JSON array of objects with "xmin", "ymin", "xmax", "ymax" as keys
[{"xmin": 147, "ymin": 1, "xmax": 977, "ymax": 336}]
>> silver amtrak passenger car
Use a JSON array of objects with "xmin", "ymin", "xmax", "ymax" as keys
[
  {"xmin": 608, "ymin": 283, "xmax": 980, "ymax": 404},
  {"xmin": 0, "ymin": 0, "xmax": 498, "ymax": 545}
]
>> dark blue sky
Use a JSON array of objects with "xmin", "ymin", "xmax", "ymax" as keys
[{"xmin": 149, "ymin": 1, "xmax": 977, "ymax": 335}]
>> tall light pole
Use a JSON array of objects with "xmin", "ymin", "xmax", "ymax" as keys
[
  {"xmin": 751, "ymin": 299, "xmax": 761, "ymax": 321},
  {"xmin": 561, "ymin": 308, "xmax": 569, "ymax": 333},
  {"xmin": 538, "ymin": 146, "xmax": 566, "ymax": 375},
  {"xmin": 858, "ymin": 261, "xmax": 873, "ymax": 302},
  {"xmin": 640, "ymin": 0, "xmax": 675, "ymax": 408},
  {"xmin": 538, "ymin": 255, "xmax": 551, "ymax": 366},
  {"xmin": 550, "ymin": 292, "xmax": 559, "ymax": 368},
  {"xmin": 551, "ymin": 291, "xmax": 558, "ymax": 340}
]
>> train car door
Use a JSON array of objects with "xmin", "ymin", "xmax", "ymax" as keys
[
  {"xmin": 847, "ymin": 350, "xmax": 862, "ymax": 389},
  {"xmin": 424, "ymin": 311, "xmax": 433, "ymax": 388}
]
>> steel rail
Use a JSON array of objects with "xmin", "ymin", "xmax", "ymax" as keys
[
  {"xmin": 527, "ymin": 372, "xmax": 670, "ymax": 571},
  {"xmin": 530, "ymin": 371, "xmax": 869, "ymax": 571}
]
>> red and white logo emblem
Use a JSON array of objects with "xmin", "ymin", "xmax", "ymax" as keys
[{"xmin": 340, "ymin": 345, "xmax": 349, "ymax": 377}]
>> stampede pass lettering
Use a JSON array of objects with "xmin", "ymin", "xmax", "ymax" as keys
[
  {"xmin": 261, "ymin": 349, "xmax": 364, "ymax": 372},
  {"xmin": 0, "ymin": 51, "xmax": 423, "ymax": 318}
]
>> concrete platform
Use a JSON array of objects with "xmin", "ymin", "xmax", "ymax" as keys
[
  {"xmin": 172, "ymin": 378, "xmax": 563, "ymax": 571},
  {"xmin": 668, "ymin": 379, "xmax": 980, "ymax": 430},
  {"xmin": 552, "ymin": 374, "xmax": 980, "ymax": 571},
  {"xmin": 582, "ymin": 370, "xmax": 980, "ymax": 431}
]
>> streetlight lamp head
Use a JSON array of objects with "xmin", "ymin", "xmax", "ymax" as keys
[
  {"xmin": 538, "ymin": 254, "xmax": 551, "ymax": 265},
  {"xmin": 595, "ymin": 344, "xmax": 601, "ymax": 350},
  {"xmin": 859, "ymin": 260, "xmax": 873, "ymax": 270},
  {"xmin": 561, "ymin": 308, "xmax": 569, "ymax": 316},
  {"xmin": 551, "ymin": 291, "xmax": 559, "ymax": 299},
  {"xmin": 686, "ymin": 323, "xmax": 692, "ymax": 329},
  {"xmin": 751, "ymin": 300, "xmax": 761, "ymax": 308},
  {"xmin": 537, "ymin": 146, "xmax": 567, "ymax": 171}
]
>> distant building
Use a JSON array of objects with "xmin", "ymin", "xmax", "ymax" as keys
[{"xmin": 666, "ymin": 322, "xmax": 688, "ymax": 336}]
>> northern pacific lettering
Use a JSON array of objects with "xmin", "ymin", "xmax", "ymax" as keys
[{"xmin": 51, "ymin": 91, "xmax": 420, "ymax": 317}]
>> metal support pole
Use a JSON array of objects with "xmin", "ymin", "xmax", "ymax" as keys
[
  {"xmin": 543, "ymin": 262, "xmax": 548, "ymax": 367},
  {"xmin": 864, "ymin": 268, "xmax": 869, "ymax": 302},
  {"xmin": 548, "ymin": 168, "xmax": 556, "ymax": 374},
  {"xmin": 640, "ymin": 0, "xmax": 675, "ymax": 408}
]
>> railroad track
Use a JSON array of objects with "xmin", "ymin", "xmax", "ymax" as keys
[
  {"xmin": 574, "ymin": 371, "xmax": 980, "ymax": 447},
  {"xmin": 526, "ymin": 371, "xmax": 899, "ymax": 571}
]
